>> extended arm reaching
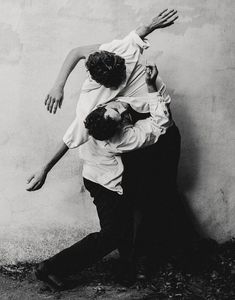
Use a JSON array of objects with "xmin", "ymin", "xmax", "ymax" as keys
[
  {"xmin": 45, "ymin": 44, "xmax": 100, "ymax": 114},
  {"xmin": 45, "ymin": 9, "xmax": 178, "ymax": 114},
  {"xmin": 26, "ymin": 141, "xmax": 69, "ymax": 191}
]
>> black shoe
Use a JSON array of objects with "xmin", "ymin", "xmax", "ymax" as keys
[
  {"xmin": 34, "ymin": 262, "xmax": 65, "ymax": 291},
  {"xmin": 116, "ymin": 259, "xmax": 136, "ymax": 286}
]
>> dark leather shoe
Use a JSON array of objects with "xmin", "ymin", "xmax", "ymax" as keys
[
  {"xmin": 116, "ymin": 259, "xmax": 137, "ymax": 286},
  {"xmin": 34, "ymin": 262, "xmax": 65, "ymax": 291}
]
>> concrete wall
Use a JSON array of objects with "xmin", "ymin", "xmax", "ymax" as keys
[{"xmin": 0, "ymin": 0, "xmax": 234, "ymax": 264}]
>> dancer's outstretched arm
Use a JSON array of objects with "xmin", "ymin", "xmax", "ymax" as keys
[
  {"xmin": 136, "ymin": 9, "xmax": 178, "ymax": 39},
  {"xmin": 45, "ymin": 9, "xmax": 178, "ymax": 114},
  {"xmin": 26, "ymin": 141, "xmax": 69, "ymax": 191},
  {"xmin": 45, "ymin": 44, "xmax": 100, "ymax": 114}
]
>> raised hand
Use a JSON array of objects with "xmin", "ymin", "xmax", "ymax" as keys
[
  {"xmin": 145, "ymin": 64, "xmax": 158, "ymax": 86},
  {"xmin": 149, "ymin": 9, "xmax": 178, "ymax": 30}
]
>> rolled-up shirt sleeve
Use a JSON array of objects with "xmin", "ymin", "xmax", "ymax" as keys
[
  {"xmin": 99, "ymin": 30, "xmax": 150, "ymax": 56},
  {"xmin": 130, "ymin": 30, "xmax": 150, "ymax": 51}
]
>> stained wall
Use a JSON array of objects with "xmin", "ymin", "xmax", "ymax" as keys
[{"xmin": 0, "ymin": 0, "xmax": 234, "ymax": 264}]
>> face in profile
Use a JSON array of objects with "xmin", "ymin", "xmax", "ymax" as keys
[{"xmin": 103, "ymin": 101, "xmax": 128, "ymax": 121}]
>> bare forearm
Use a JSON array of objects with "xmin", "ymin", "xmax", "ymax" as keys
[
  {"xmin": 53, "ymin": 43, "xmax": 100, "ymax": 89},
  {"xmin": 43, "ymin": 141, "xmax": 69, "ymax": 174},
  {"xmin": 53, "ymin": 48, "xmax": 86, "ymax": 89},
  {"xmin": 26, "ymin": 141, "xmax": 69, "ymax": 191},
  {"xmin": 45, "ymin": 44, "xmax": 100, "ymax": 114},
  {"xmin": 136, "ymin": 25, "xmax": 153, "ymax": 40}
]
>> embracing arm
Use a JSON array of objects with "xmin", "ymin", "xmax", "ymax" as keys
[
  {"xmin": 110, "ymin": 65, "xmax": 171, "ymax": 153},
  {"xmin": 45, "ymin": 44, "xmax": 100, "ymax": 114},
  {"xmin": 115, "ymin": 98, "xmax": 171, "ymax": 153},
  {"xmin": 26, "ymin": 141, "xmax": 69, "ymax": 191},
  {"xmin": 136, "ymin": 9, "xmax": 178, "ymax": 39}
]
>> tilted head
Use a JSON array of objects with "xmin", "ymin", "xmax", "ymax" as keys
[
  {"xmin": 84, "ymin": 101, "xmax": 128, "ymax": 141},
  {"xmin": 85, "ymin": 51, "xmax": 126, "ymax": 89}
]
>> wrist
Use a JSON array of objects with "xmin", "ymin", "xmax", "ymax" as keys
[
  {"xmin": 42, "ymin": 165, "xmax": 50, "ymax": 174},
  {"xmin": 136, "ymin": 25, "xmax": 151, "ymax": 39},
  {"xmin": 146, "ymin": 22, "xmax": 156, "ymax": 33},
  {"xmin": 142, "ymin": 25, "xmax": 151, "ymax": 35},
  {"xmin": 53, "ymin": 82, "xmax": 65, "ymax": 90}
]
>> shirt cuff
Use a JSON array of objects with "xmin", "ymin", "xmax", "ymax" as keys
[
  {"xmin": 130, "ymin": 30, "xmax": 150, "ymax": 50},
  {"xmin": 148, "ymin": 91, "xmax": 171, "ymax": 104},
  {"xmin": 147, "ymin": 91, "xmax": 161, "ymax": 100}
]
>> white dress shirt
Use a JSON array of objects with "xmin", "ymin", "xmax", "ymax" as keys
[
  {"xmin": 63, "ymin": 31, "xmax": 150, "ymax": 148},
  {"xmin": 62, "ymin": 30, "xmax": 174, "ymax": 194},
  {"xmin": 79, "ymin": 91, "xmax": 173, "ymax": 194}
]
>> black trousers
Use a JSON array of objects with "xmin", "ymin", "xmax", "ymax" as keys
[
  {"xmin": 122, "ymin": 124, "xmax": 198, "ymax": 258},
  {"xmin": 45, "ymin": 179, "xmax": 132, "ymax": 276},
  {"xmin": 44, "ymin": 124, "xmax": 197, "ymax": 276}
]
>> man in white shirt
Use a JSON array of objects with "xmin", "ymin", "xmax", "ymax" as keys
[
  {"xmin": 46, "ymin": 11, "xmax": 183, "ymax": 263},
  {"xmin": 43, "ymin": 9, "xmax": 178, "ymax": 147},
  {"xmin": 27, "ymin": 66, "xmax": 173, "ymax": 289},
  {"xmin": 27, "ymin": 9, "xmax": 198, "ymax": 286},
  {"xmin": 27, "ymin": 9, "xmax": 211, "ymax": 286},
  {"xmin": 79, "ymin": 74, "xmax": 172, "ymax": 195}
]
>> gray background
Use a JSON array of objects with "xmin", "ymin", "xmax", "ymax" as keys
[{"xmin": 0, "ymin": 0, "xmax": 234, "ymax": 264}]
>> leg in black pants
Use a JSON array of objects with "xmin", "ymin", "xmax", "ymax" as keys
[
  {"xmin": 42, "ymin": 179, "xmax": 132, "ymax": 277},
  {"xmin": 122, "ymin": 124, "xmax": 199, "ymax": 269}
]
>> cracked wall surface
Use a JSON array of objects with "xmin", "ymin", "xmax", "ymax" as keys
[{"xmin": 0, "ymin": 0, "xmax": 234, "ymax": 264}]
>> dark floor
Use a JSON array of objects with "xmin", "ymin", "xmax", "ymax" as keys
[{"xmin": 0, "ymin": 240, "xmax": 234, "ymax": 300}]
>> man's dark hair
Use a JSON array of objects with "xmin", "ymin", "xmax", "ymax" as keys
[
  {"xmin": 85, "ymin": 51, "xmax": 126, "ymax": 88},
  {"xmin": 84, "ymin": 106, "xmax": 120, "ymax": 141}
]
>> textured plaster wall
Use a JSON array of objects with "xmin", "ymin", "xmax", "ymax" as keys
[{"xmin": 0, "ymin": 0, "xmax": 234, "ymax": 264}]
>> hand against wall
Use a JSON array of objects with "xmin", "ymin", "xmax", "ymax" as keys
[{"xmin": 149, "ymin": 9, "xmax": 178, "ymax": 30}]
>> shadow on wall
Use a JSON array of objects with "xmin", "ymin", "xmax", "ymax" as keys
[{"xmin": 170, "ymin": 91, "xmax": 204, "ymax": 235}]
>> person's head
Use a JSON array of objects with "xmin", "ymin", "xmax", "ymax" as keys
[
  {"xmin": 84, "ymin": 101, "xmax": 128, "ymax": 141},
  {"xmin": 85, "ymin": 51, "xmax": 126, "ymax": 89}
]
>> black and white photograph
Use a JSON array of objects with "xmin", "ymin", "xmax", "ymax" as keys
[{"xmin": 0, "ymin": 0, "xmax": 234, "ymax": 299}]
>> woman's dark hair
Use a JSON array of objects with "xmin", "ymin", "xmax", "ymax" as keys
[
  {"xmin": 85, "ymin": 51, "xmax": 126, "ymax": 88},
  {"xmin": 84, "ymin": 106, "xmax": 120, "ymax": 141}
]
